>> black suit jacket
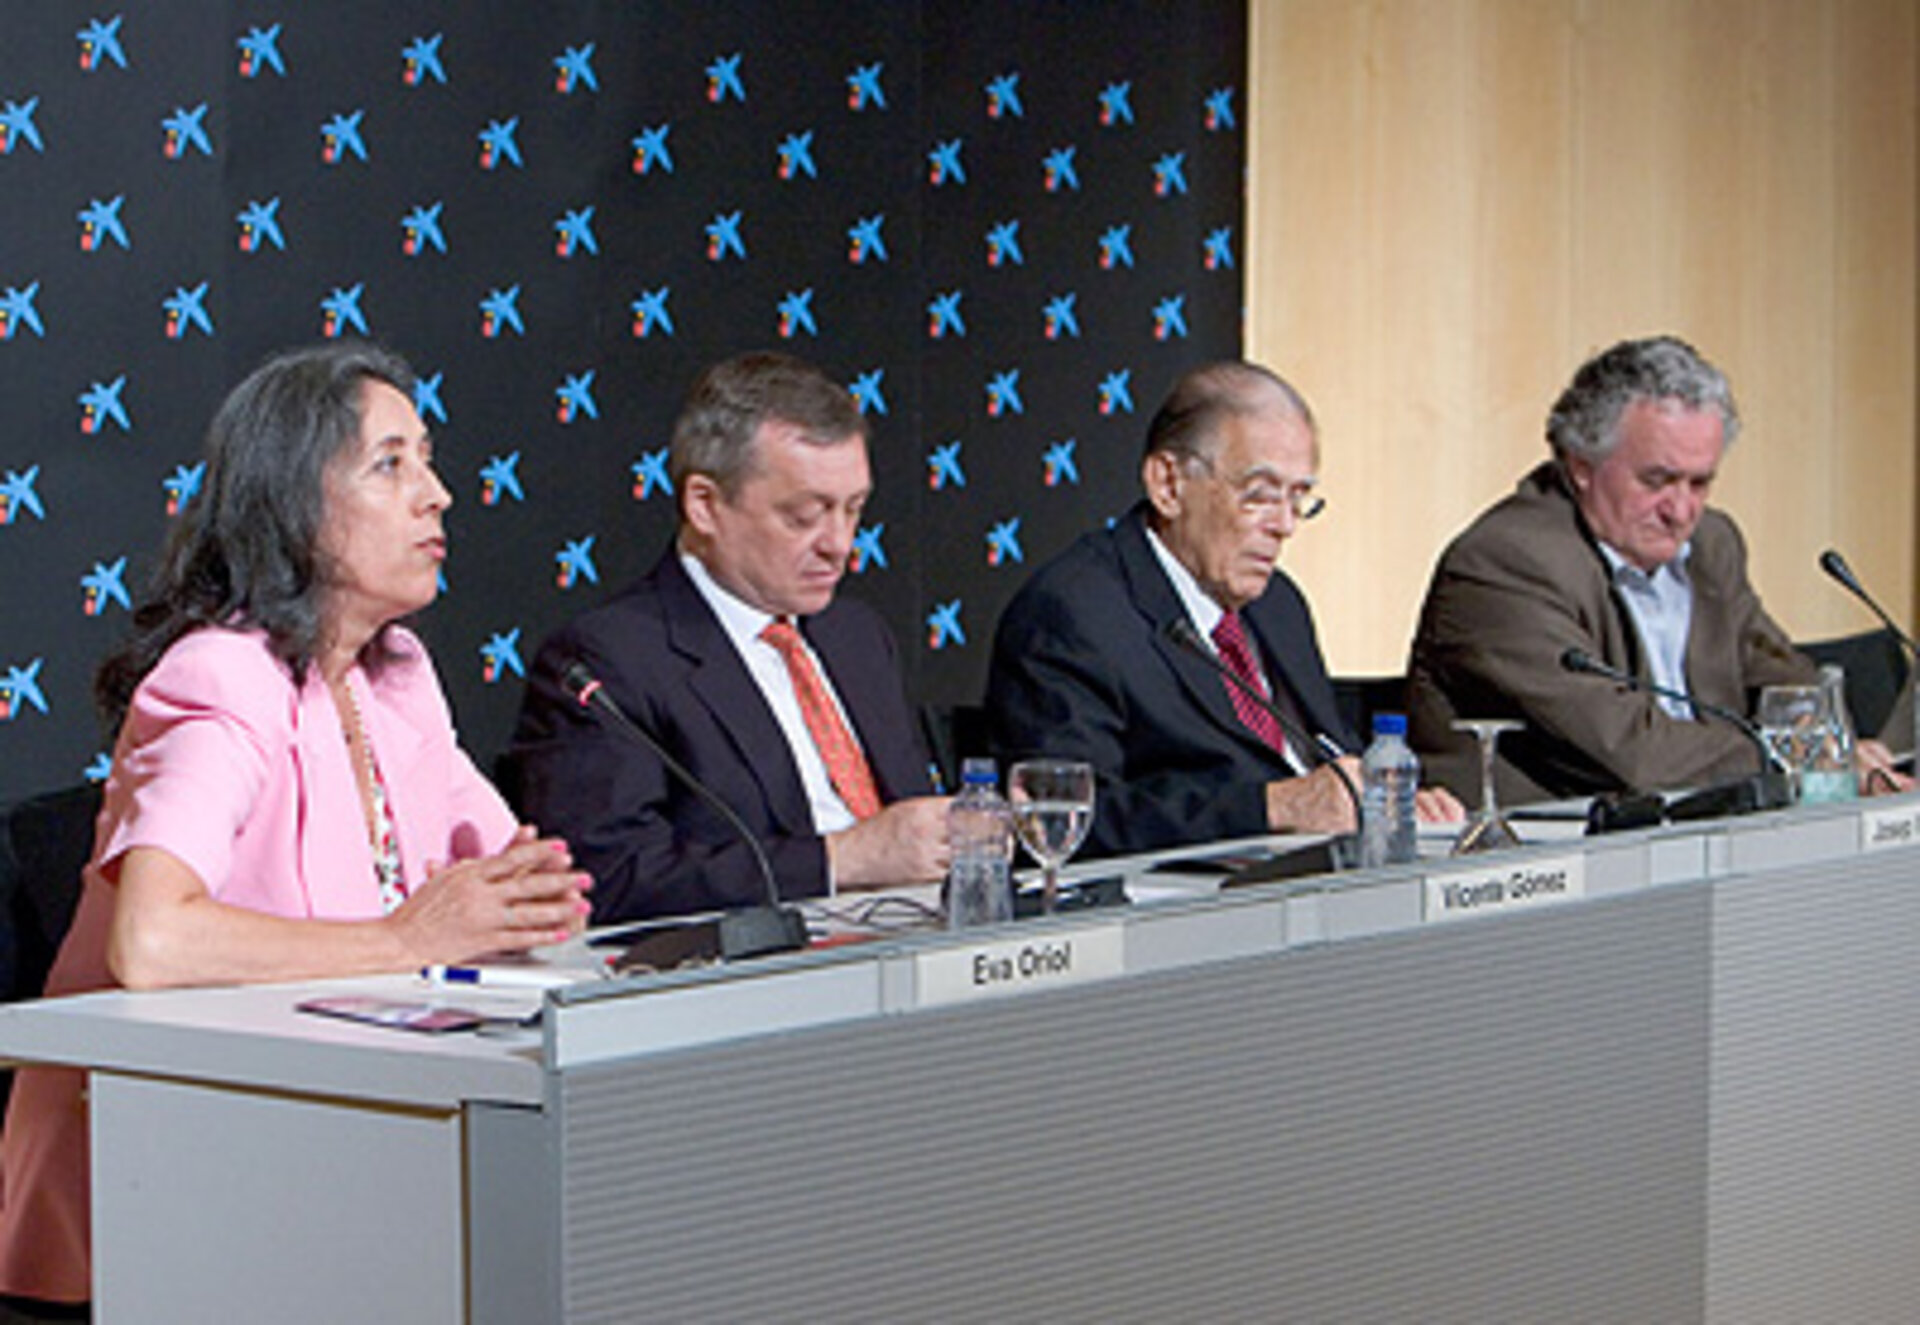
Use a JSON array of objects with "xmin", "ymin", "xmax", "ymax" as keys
[
  {"xmin": 506, "ymin": 550, "xmax": 933, "ymax": 921},
  {"xmin": 986, "ymin": 504, "xmax": 1352, "ymax": 856}
]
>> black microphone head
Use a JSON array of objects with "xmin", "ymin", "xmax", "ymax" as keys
[
  {"xmin": 560, "ymin": 660, "xmax": 596, "ymax": 703},
  {"xmin": 1560, "ymin": 647, "xmax": 1593, "ymax": 674},
  {"xmin": 1818, "ymin": 548, "xmax": 1861, "ymax": 592},
  {"xmin": 1164, "ymin": 617, "xmax": 1202, "ymax": 649}
]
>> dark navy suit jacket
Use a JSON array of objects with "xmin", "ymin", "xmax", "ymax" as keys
[
  {"xmin": 986, "ymin": 503, "xmax": 1352, "ymax": 856},
  {"xmin": 506, "ymin": 550, "xmax": 932, "ymax": 921}
]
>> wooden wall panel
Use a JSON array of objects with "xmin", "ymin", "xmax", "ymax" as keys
[{"xmin": 1249, "ymin": 0, "xmax": 1917, "ymax": 676}]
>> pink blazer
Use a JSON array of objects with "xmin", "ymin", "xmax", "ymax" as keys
[{"xmin": 0, "ymin": 626, "xmax": 516, "ymax": 1301}]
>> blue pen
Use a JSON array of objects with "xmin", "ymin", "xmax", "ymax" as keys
[{"xmin": 420, "ymin": 964, "xmax": 574, "ymax": 989}]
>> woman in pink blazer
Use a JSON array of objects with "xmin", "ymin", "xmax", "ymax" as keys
[{"xmin": 0, "ymin": 342, "xmax": 592, "ymax": 1309}]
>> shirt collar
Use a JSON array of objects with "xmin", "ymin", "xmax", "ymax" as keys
[
  {"xmin": 679, "ymin": 547, "xmax": 779, "ymax": 648},
  {"xmin": 1145, "ymin": 526, "xmax": 1227, "ymax": 640},
  {"xmin": 1597, "ymin": 538, "xmax": 1693, "ymax": 589}
]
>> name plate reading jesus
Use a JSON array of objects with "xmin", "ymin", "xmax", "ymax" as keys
[
  {"xmin": 916, "ymin": 925, "xmax": 1126, "ymax": 1009},
  {"xmin": 1424, "ymin": 853, "xmax": 1586, "ymax": 924},
  {"xmin": 1861, "ymin": 801, "xmax": 1920, "ymax": 854}
]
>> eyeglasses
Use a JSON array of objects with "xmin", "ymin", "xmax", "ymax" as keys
[{"xmin": 1182, "ymin": 454, "xmax": 1326, "ymax": 521}]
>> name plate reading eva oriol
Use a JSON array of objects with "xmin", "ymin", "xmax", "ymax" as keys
[{"xmin": 916, "ymin": 925, "xmax": 1126, "ymax": 1009}]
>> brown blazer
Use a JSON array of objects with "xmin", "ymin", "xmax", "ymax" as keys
[{"xmin": 1406, "ymin": 461, "xmax": 1815, "ymax": 804}]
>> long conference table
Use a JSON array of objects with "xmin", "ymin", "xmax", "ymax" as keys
[{"xmin": 2, "ymin": 793, "xmax": 1919, "ymax": 1323}]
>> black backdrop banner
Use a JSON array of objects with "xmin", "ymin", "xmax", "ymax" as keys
[{"xmin": 0, "ymin": 1, "xmax": 1245, "ymax": 805}]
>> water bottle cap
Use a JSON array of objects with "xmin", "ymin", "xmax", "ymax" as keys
[
  {"xmin": 1371, "ymin": 711, "xmax": 1408, "ymax": 737},
  {"xmin": 959, "ymin": 756, "xmax": 998, "ymax": 787}
]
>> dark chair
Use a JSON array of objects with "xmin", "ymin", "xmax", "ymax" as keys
[
  {"xmin": 0, "ymin": 783, "xmax": 99, "ymax": 1111},
  {"xmin": 919, "ymin": 702, "xmax": 992, "ymax": 793},
  {"xmin": 1331, "ymin": 675, "xmax": 1410, "ymax": 747},
  {"xmin": 1798, "ymin": 627, "xmax": 1911, "ymax": 742}
]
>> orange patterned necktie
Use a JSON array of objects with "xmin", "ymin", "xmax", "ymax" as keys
[{"xmin": 760, "ymin": 618, "xmax": 883, "ymax": 820}]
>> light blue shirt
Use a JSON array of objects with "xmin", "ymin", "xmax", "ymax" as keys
[{"xmin": 1599, "ymin": 541, "xmax": 1695, "ymax": 719}]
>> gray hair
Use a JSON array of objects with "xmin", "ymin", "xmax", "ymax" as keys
[
  {"xmin": 669, "ymin": 351, "xmax": 866, "ymax": 499},
  {"xmin": 1143, "ymin": 360, "xmax": 1315, "ymax": 465},
  {"xmin": 1547, "ymin": 335, "xmax": 1740, "ymax": 464}
]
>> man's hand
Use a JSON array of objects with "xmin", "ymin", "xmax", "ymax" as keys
[
  {"xmin": 1415, "ymin": 784, "xmax": 1466, "ymax": 822},
  {"xmin": 1265, "ymin": 757, "xmax": 1361, "ymax": 835},
  {"xmin": 826, "ymin": 796, "xmax": 955, "ymax": 889},
  {"xmin": 1858, "ymin": 738, "xmax": 1914, "ymax": 796}
]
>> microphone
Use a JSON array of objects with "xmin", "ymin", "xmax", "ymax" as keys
[
  {"xmin": 1819, "ymin": 549, "xmax": 1920, "ymax": 661},
  {"xmin": 1163, "ymin": 617, "xmax": 1364, "ymax": 842},
  {"xmin": 561, "ymin": 661, "xmax": 808, "ymax": 962},
  {"xmin": 1551, "ymin": 649, "xmax": 1789, "ymax": 791}
]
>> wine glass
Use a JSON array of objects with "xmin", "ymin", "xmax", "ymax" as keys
[
  {"xmin": 1008, "ymin": 759, "xmax": 1095, "ymax": 913},
  {"xmin": 1450, "ymin": 719, "xmax": 1524, "ymax": 855}
]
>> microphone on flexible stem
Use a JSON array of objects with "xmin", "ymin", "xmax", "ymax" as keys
[
  {"xmin": 561, "ymin": 661, "xmax": 808, "ymax": 962},
  {"xmin": 1557, "ymin": 647, "xmax": 1793, "ymax": 815},
  {"xmin": 1163, "ymin": 618, "xmax": 1364, "ymax": 871},
  {"xmin": 1819, "ymin": 549, "xmax": 1920, "ymax": 661}
]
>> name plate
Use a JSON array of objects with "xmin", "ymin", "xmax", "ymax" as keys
[
  {"xmin": 1861, "ymin": 801, "xmax": 1920, "ymax": 854},
  {"xmin": 1424, "ymin": 853, "xmax": 1586, "ymax": 924},
  {"xmin": 916, "ymin": 925, "xmax": 1126, "ymax": 1008}
]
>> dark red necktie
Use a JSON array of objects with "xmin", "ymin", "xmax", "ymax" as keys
[{"xmin": 1211, "ymin": 611, "xmax": 1288, "ymax": 756}]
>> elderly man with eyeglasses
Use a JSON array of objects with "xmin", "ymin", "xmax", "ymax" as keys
[{"xmin": 987, "ymin": 360, "xmax": 1459, "ymax": 857}]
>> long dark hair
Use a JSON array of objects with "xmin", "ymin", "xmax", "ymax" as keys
[{"xmin": 95, "ymin": 341, "xmax": 419, "ymax": 729}]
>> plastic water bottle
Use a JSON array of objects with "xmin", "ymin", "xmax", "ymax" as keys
[
  {"xmin": 946, "ymin": 758, "xmax": 1014, "ymax": 928},
  {"xmin": 1359, "ymin": 712, "xmax": 1419, "ymax": 868}
]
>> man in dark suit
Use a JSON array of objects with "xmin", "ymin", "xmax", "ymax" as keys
[
  {"xmin": 508, "ymin": 352, "xmax": 947, "ymax": 921},
  {"xmin": 987, "ymin": 361, "xmax": 1459, "ymax": 857}
]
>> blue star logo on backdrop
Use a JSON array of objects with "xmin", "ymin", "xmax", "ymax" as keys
[
  {"xmin": 847, "ymin": 63, "xmax": 886, "ymax": 111},
  {"xmin": 777, "ymin": 290, "xmax": 817, "ymax": 339},
  {"xmin": 927, "ymin": 292, "xmax": 965, "ymax": 339},
  {"xmin": 777, "ymin": 131, "xmax": 817, "ymax": 181},
  {"xmin": 238, "ymin": 24, "xmax": 287, "ymax": 78},
  {"xmin": 162, "ymin": 105, "xmax": 213, "ymax": 160},
  {"xmin": 555, "ymin": 537, "xmax": 599, "ymax": 590},
  {"xmin": 78, "ymin": 197, "xmax": 131, "ymax": 253},
  {"xmin": 1153, "ymin": 295, "xmax": 1188, "ymax": 340},
  {"xmin": 79, "ymin": 376, "xmax": 131, "ymax": 434},
  {"xmin": 926, "ymin": 602, "xmax": 965, "ymax": 651},
  {"xmin": 554, "ymin": 44, "xmax": 597, "ymax": 95},
  {"xmin": 402, "ymin": 203, "xmax": 447, "ymax": 257},
  {"xmin": 0, "ymin": 99, "xmax": 44, "ymax": 155},
  {"xmin": 238, "ymin": 199, "xmax": 286, "ymax": 254},
  {"xmin": 1043, "ymin": 439, "xmax": 1079, "ymax": 487},
  {"xmin": 850, "ymin": 370, "xmax": 887, "ymax": 415},
  {"xmin": 163, "ymin": 463, "xmax": 204, "ymax": 516},
  {"xmin": 480, "ymin": 630, "xmax": 525, "ymax": 684},
  {"xmin": 631, "ymin": 124, "xmax": 673, "ymax": 175},
  {"xmin": 848, "ymin": 216, "xmax": 888, "ymax": 263},
  {"xmin": 706, "ymin": 54, "xmax": 746, "ymax": 104},
  {"xmin": 1099, "ymin": 225, "xmax": 1133, "ymax": 269},
  {"xmin": 706, "ymin": 213, "xmax": 746, "ymax": 261},
  {"xmin": 631, "ymin": 450, "xmax": 672, "ymax": 501},
  {"xmin": 77, "ymin": 16, "xmax": 129, "ymax": 72},
  {"xmin": 322, "ymin": 285, "xmax": 370, "ymax": 339},
  {"xmin": 321, "ymin": 111, "xmax": 368, "ymax": 165},
  {"xmin": 480, "ymin": 286, "xmax": 525, "ymax": 338},
  {"xmin": 630, "ymin": 288, "xmax": 673, "ymax": 337},
  {"xmin": 402, "ymin": 35, "xmax": 447, "ymax": 87},
  {"xmin": 851, "ymin": 525, "xmax": 887, "ymax": 573},
  {"xmin": 1205, "ymin": 88, "xmax": 1237, "ymax": 131},
  {"xmin": 986, "ymin": 518, "xmax": 1023, "ymax": 567},
  {"xmin": 81, "ymin": 559, "xmax": 131, "ymax": 617},
  {"xmin": 927, "ymin": 139, "xmax": 964, "ymax": 185},
  {"xmin": 0, "ymin": 284, "xmax": 46, "ymax": 339},
  {"xmin": 1043, "ymin": 293, "xmax": 1079, "ymax": 339},
  {"xmin": 986, "ymin": 370, "xmax": 1022, "ymax": 418},
  {"xmin": 478, "ymin": 118, "xmax": 522, "ymax": 170},
  {"xmin": 0, "ymin": 661, "xmax": 48, "ymax": 721},
  {"xmin": 1043, "ymin": 147, "xmax": 1079, "ymax": 193},
  {"xmin": 83, "ymin": 754, "xmax": 113, "ymax": 784},
  {"xmin": 413, "ymin": 374, "xmax": 447, "ymax": 425},
  {"xmin": 985, "ymin": 72, "xmax": 1022, "ymax": 119},
  {"xmin": 1098, "ymin": 370, "xmax": 1134, "ymax": 416},
  {"xmin": 1, "ymin": 468, "xmax": 45, "ymax": 524},
  {"xmin": 1153, "ymin": 152, "xmax": 1188, "ymax": 197},
  {"xmin": 555, "ymin": 207, "xmax": 598, "ymax": 257},
  {"xmin": 163, "ymin": 283, "xmax": 213, "ymax": 339},
  {"xmin": 556, "ymin": 372, "xmax": 598, "ymax": 423},
  {"xmin": 1099, "ymin": 82, "xmax": 1134, "ymax": 126},
  {"xmin": 1204, "ymin": 227, "xmax": 1235, "ymax": 270},
  {"xmin": 986, "ymin": 221, "xmax": 1023, "ymax": 267},
  {"xmin": 480, "ymin": 454, "xmax": 525, "ymax": 506},
  {"xmin": 927, "ymin": 442, "xmax": 965, "ymax": 491}
]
